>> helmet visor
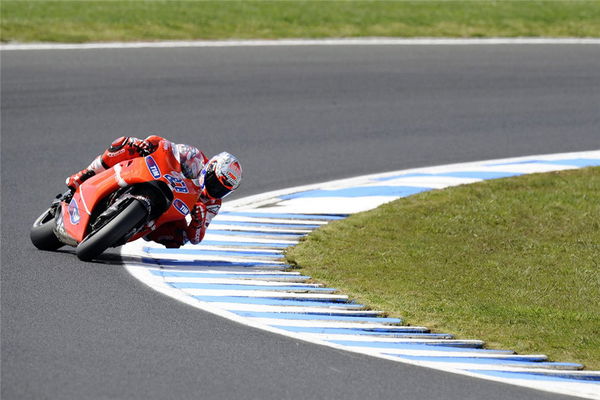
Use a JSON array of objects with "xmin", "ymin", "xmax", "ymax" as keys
[{"xmin": 204, "ymin": 170, "xmax": 232, "ymax": 198}]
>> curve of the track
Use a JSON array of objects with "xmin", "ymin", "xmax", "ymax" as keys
[{"xmin": 2, "ymin": 44, "xmax": 599, "ymax": 400}]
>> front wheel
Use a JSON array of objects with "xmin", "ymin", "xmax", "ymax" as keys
[
  {"xmin": 76, "ymin": 199, "xmax": 148, "ymax": 261},
  {"xmin": 30, "ymin": 207, "xmax": 64, "ymax": 251}
]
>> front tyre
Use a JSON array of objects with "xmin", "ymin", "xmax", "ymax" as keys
[
  {"xmin": 76, "ymin": 199, "xmax": 148, "ymax": 261},
  {"xmin": 30, "ymin": 207, "xmax": 64, "ymax": 251}
]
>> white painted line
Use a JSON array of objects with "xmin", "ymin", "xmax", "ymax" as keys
[
  {"xmin": 153, "ymin": 268, "xmax": 303, "ymax": 276},
  {"xmin": 370, "ymin": 176, "xmax": 482, "ymax": 189},
  {"xmin": 160, "ymin": 277, "xmax": 319, "ymax": 287},
  {"xmin": 149, "ymin": 270, "xmax": 308, "ymax": 281},
  {"xmin": 191, "ymin": 303, "xmax": 371, "ymax": 313},
  {"xmin": 213, "ymin": 215, "xmax": 328, "ymax": 225},
  {"xmin": 141, "ymin": 253, "xmax": 286, "ymax": 264},
  {"xmin": 515, "ymin": 370, "xmax": 600, "ymax": 377},
  {"xmin": 3, "ymin": 37, "xmax": 600, "ymax": 51},
  {"xmin": 185, "ymin": 246, "xmax": 282, "ymax": 254},
  {"xmin": 202, "ymin": 234, "xmax": 298, "ymax": 245},
  {"xmin": 207, "ymin": 223, "xmax": 313, "ymax": 234},
  {"xmin": 172, "ymin": 285, "xmax": 334, "ymax": 295},
  {"xmin": 154, "ymin": 265, "xmax": 290, "ymax": 272},
  {"xmin": 256, "ymin": 197, "xmax": 400, "ymax": 215},
  {"xmin": 340, "ymin": 346, "xmax": 513, "ymax": 357},
  {"xmin": 246, "ymin": 319, "xmax": 416, "ymax": 329},
  {"xmin": 146, "ymin": 251, "xmax": 284, "ymax": 261},
  {"xmin": 399, "ymin": 363, "xmax": 581, "ymax": 372},
  {"xmin": 210, "ymin": 276, "xmax": 308, "ymax": 283},
  {"xmin": 286, "ymin": 335, "xmax": 472, "ymax": 343},
  {"xmin": 418, "ymin": 162, "xmax": 577, "ymax": 174},
  {"xmin": 178, "ymin": 289, "xmax": 348, "ymax": 300}
]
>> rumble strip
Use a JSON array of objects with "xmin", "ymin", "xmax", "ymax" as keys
[{"xmin": 122, "ymin": 150, "xmax": 600, "ymax": 399}]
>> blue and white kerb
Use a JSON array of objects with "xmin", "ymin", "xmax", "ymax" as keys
[{"xmin": 123, "ymin": 150, "xmax": 600, "ymax": 400}]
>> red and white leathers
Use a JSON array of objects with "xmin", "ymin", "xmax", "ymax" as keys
[
  {"xmin": 66, "ymin": 135, "xmax": 221, "ymax": 248},
  {"xmin": 147, "ymin": 194, "xmax": 221, "ymax": 248}
]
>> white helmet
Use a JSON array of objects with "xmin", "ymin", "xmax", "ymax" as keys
[{"xmin": 201, "ymin": 152, "xmax": 242, "ymax": 198}]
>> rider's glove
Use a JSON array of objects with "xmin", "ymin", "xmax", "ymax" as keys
[
  {"xmin": 190, "ymin": 203, "xmax": 207, "ymax": 228},
  {"xmin": 186, "ymin": 203, "xmax": 207, "ymax": 244},
  {"xmin": 128, "ymin": 137, "xmax": 155, "ymax": 156},
  {"xmin": 66, "ymin": 169, "xmax": 95, "ymax": 191}
]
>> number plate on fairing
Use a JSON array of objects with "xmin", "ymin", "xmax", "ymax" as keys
[
  {"xmin": 164, "ymin": 174, "xmax": 189, "ymax": 193},
  {"xmin": 68, "ymin": 199, "xmax": 80, "ymax": 225}
]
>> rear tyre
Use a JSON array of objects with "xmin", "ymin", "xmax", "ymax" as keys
[
  {"xmin": 76, "ymin": 199, "xmax": 148, "ymax": 261},
  {"xmin": 30, "ymin": 208, "xmax": 64, "ymax": 251}
]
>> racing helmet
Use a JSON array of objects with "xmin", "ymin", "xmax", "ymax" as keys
[
  {"xmin": 175, "ymin": 144, "xmax": 204, "ymax": 179},
  {"xmin": 202, "ymin": 152, "xmax": 242, "ymax": 199}
]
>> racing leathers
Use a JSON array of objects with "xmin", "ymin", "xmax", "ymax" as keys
[{"xmin": 66, "ymin": 135, "xmax": 221, "ymax": 248}]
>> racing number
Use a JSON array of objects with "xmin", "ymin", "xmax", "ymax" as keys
[{"xmin": 164, "ymin": 174, "xmax": 189, "ymax": 193}]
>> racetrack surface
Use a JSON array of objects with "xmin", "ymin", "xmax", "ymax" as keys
[{"xmin": 2, "ymin": 44, "xmax": 599, "ymax": 400}]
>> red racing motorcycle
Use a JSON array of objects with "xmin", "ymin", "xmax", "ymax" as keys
[{"xmin": 30, "ymin": 140, "xmax": 201, "ymax": 261}]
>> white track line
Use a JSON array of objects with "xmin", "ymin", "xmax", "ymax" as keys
[{"xmin": 2, "ymin": 37, "xmax": 600, "ymax": 51}]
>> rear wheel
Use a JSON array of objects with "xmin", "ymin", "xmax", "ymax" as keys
[
  {"xmin": 30, "ymin": 207, "xmax": 63, "ymax": 251},
  {"xmin": 76, "ymin": 199, "xmax": 148, "ymax": 261}
]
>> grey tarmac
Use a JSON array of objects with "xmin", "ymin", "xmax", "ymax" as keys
[{"xmin": 1, "ymin": 44, "xmax": 598, "ymax": 400}]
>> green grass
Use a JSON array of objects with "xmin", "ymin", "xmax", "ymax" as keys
[
  {"xmin": 2, "ymin": 1, "xmax": 600, "ymax": 43},
  {"xmin": 286, "ymin": 167, "xmax": 600, "ymax": 370}
]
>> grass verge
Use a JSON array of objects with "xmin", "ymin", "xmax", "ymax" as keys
[
  {"xmin": 286, "ymin": 167, "xmax": 600, "ymax": 369},
  {"xmin": 2, "ymin": 1, "xmax": 600, "ymax": 43}
]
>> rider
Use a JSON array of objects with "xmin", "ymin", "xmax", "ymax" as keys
[{"xmin": 66, "ymin": 135, "xmax": 242, "ymax": 248}]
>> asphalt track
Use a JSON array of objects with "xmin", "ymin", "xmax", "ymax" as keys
[{"xmin": 2, "ymin": 44, "xmax": 599, "ymax": 400}]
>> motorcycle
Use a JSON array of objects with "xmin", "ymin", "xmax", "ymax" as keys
[{"xmin": 30, "ymin": 140, "xmax": 201, "ymax": 261}]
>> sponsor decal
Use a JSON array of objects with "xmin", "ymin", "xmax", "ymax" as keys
[
  {"xmin": 68, "ymin": 199, "xmax": 80, "ymax": 225},
  {"xmin": 173, "ymin": 199, "xmax": 190, "ymax": 216},
  {"xmin": 145, "ymin": 156, "xmax": 161, "ymax": 179}
]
